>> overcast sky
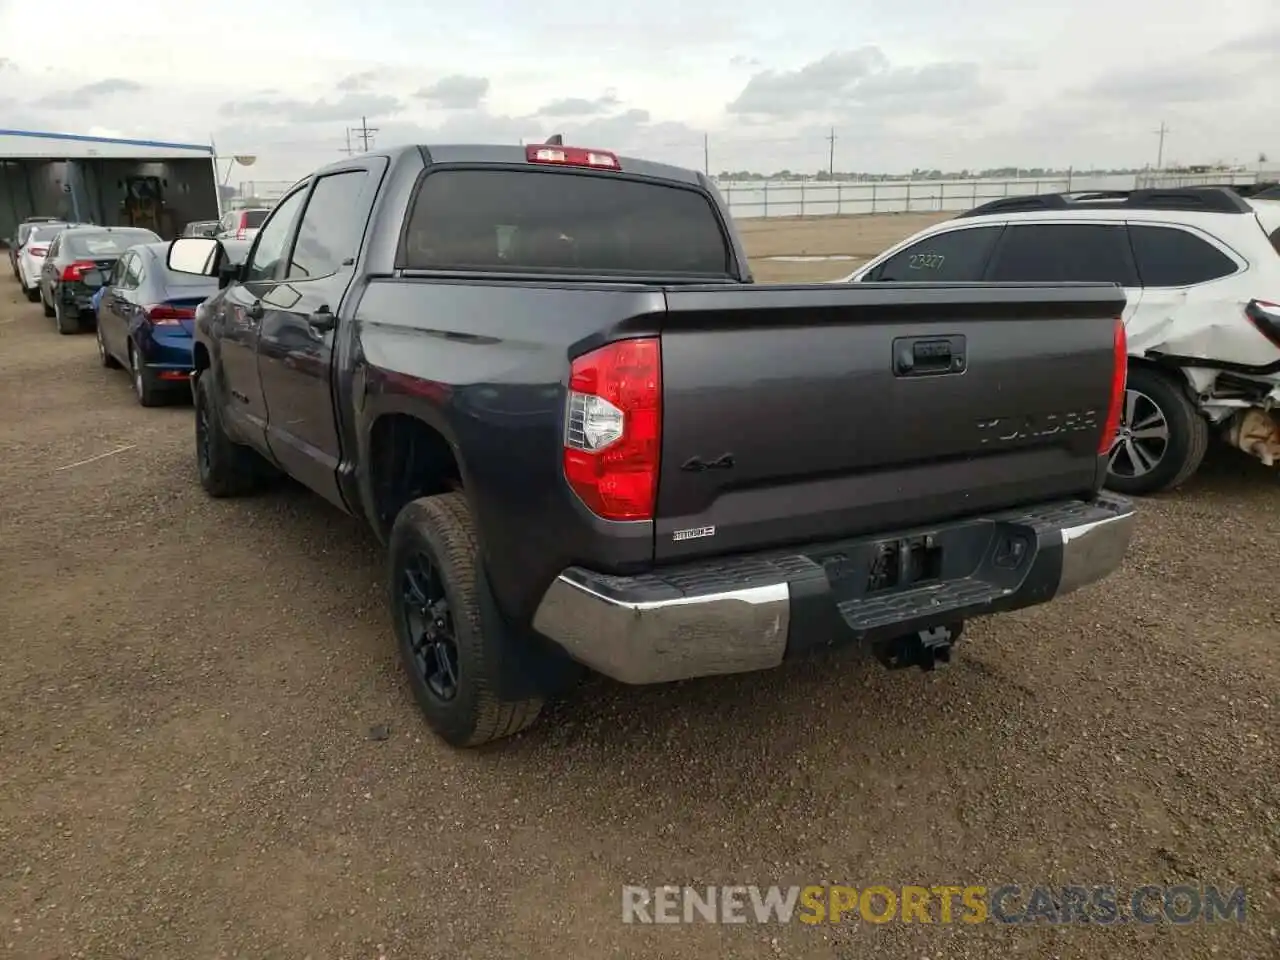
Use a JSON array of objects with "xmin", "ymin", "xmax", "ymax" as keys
[{"xmin": 2, "ymin": 0, "xmax": 1278, "ymax": 184}]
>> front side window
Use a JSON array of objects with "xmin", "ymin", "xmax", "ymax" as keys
[
  {"xmin": 288, "ymin": 171, "xmax": 372, "ymax": 281},
  {"xmin": 242, "ymin": 189, "xmax": 308, "ymax": 283},
  {"xmin": 985, "ymin": 223, "xmax": 1138, "ymax": 286},
  {"xmin": 866, "ymin": 225, "xmax": 1004, "ymax": 282}
]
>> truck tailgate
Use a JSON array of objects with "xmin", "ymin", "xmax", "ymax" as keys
[{"xmin": 655, "ymin": 282, "xmax": 1125, "ymax": 562}]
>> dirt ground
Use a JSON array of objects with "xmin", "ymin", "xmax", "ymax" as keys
[
  {"xmin": 2, "ymin": 216, "xmax": 1279, "ymax": 960},
  {"xmin": 741, "ymin": 212, "xmax": 951, "ymax": 283}
]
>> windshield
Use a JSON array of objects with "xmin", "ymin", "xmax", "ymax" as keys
[
  {"xmin": 401, "ymin": 169, "xmax": 732, "ymax": 277},
  {"xmin": 65, "ymin": 230, "xmax": 161, "ymax": 258}
]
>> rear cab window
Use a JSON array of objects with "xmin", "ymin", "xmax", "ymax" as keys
[
  {"xmin": 399, "ymin": 168, "xmax": 733, "ymax": 278},
  {"xmin": 242, "ymin": 209, "xmax": 269, "ymax": 228}
]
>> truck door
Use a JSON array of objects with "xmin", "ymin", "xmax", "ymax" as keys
[
  {"xmin": 216, "ymin": 185, "xmax": 309, "ymax": 450},
  {"xmin": 256, "ymin": 159, "xmax": 385, "ymax": 510}
]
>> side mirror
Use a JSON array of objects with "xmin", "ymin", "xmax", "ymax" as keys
[{"xmin": 167, "ymin": 237, "xmax": 221, "ymax": 277}]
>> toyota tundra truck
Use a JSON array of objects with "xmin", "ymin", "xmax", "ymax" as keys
[{"xmin": 165, "ymin": 142, "xmax": 1137, "ymax": 748}]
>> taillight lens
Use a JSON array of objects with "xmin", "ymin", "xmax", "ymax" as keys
[
  {"xmin": 60, "ymin": 260, "xmax": 98, "ymax": 281},
  {"xmin": 563, "ymin": 338, "xmax": 661, "ymax": 521},
  {"xmin": 1245, "ymin": 299, "xmax": 1280, "ymax": 349},
  {"xmin": 145, "ymin": 304, "xmax": 196, "ymax": 326},
  {"xmin": 29, "ymin": 246, "xmax": 47, "ymax": 258},
  {"xmin": 1099, "ymin": 318, "xmax": 1128, "ymax": 454}
]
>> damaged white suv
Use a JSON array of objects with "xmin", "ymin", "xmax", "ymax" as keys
[{"xmin": 843, "ymin": 186, "xmax": 1280, "ymax": 495}]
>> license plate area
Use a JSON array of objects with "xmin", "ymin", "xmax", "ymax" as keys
[{"xmin": 866, "ymin": 535, "xmax": 942, "ymax": 593}]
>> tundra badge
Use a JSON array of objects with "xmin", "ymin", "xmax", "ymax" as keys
[{"xmin": 672, "ymin": 526, "xmax": 716, "ymax": 542}]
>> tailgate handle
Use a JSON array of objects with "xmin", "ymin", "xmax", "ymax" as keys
[{"xmin": 893, "ymin": 335, "xmax": 966, "ymax": 377}]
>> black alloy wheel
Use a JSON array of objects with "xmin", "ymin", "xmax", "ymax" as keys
[{"xmin": 400, "ymin": 551, "xmax": 460, "ymax": 701}]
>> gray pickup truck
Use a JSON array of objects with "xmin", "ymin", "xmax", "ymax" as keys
[{"xmin": 165, "ymin": 142, "xmax": 1136, "ymax": 747}]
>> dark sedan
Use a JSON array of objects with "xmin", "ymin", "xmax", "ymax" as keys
[
  {"xmin": 38, "ymin": 225, "xmax": 161, "ymax": 334},
  {"xmin": 95, "ymin": 241, "xmax": 247, "ymax": 406}
]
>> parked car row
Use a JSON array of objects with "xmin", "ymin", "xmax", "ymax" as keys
[{"xmin": 10, "ymin": 215, "xmax": 255, "ymax": 405}]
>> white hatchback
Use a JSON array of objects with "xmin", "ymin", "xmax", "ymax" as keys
[{"xmin": 842, "ymin": 186, "xmax": 1280, "ymax": 495}]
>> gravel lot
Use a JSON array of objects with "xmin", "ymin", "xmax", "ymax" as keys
[{"xmin": 2, "ymin": 217, "xmax": 1278, "ymax": 959}]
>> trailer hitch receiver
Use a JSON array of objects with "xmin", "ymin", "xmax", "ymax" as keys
[{"xmin": 873, "ymin": 623, "xmax": 964, "ymax": 672}]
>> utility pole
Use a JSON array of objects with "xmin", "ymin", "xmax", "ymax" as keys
[
  {"xmin": 351, "ymin": 116, "xmax": 378, "ymax": 153},
  {"xmin": 827, "ymin": 127, "xmax": 836, "ymax": 178},
  {"xmin": 341, "ymin": 128, "xmax": 356, "ymax": 156},
  {"xmin": 1154, "ymin": 121, "xmax": 1169, "ymax": 171},
  {"xmin": 703, "ymin": 133, "xmax": 709, "ymax": 176}
]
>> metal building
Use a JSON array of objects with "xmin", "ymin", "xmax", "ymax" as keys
[{"xmin": 0, "ymin": 129, "xmax": 221, "ymax": 241}]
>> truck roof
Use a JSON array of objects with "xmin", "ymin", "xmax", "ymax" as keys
[{"xmin": 307, "ymin": 143, "xmax": 708, "ymax": 188}]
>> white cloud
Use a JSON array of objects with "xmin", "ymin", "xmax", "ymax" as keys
[{"xmin": 0, "ymin": 0, "xmax": 1277, "ymax": 180}]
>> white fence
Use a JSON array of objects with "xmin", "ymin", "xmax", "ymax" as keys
[{"xmin": 717, "ymin": 171, "xmax": 1272, "ymax": 220}]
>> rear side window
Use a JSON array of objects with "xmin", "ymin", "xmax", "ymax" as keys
[
  {"xmin": 986, "ymin": 224, "xmax": 1138, "ymax": 286},
  {"xmin": 1270, "ymin": 228, "xmax": 1280, "ymax": 257},
  {"xmin": 1129, "ymin": 225, "xmax": 1237, "ymax": 286},
  {"xmin": 401, "ymin": 169, "xmax": 731, "ymax": 276},
  {"xmin": 866, "ymin": 225, "xmax": 1003, "ymax": 282}
]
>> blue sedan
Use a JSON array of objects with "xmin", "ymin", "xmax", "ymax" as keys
[{"xmin": 94, "ymin": 242, "xmax": 222, "ymax": 406}]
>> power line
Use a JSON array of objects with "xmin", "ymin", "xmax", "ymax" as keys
[
  {"xmin": 349, "ymin": 116, "xmax": 378, "ymax": 153},
  {"xmin": 1154, "ymin": 121, "xmax": 1169, "ymax": 170}
]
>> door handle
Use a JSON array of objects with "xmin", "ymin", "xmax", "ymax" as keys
[
  {"xmin": 308, "ymin": 308, "xmax": 336, "ymax": 334},
  {"xmin": 892, "ymin": 335, "xmax": 967, "ymax": 377},
  {"xmin": 246, "ymin": 300, "xmax": 264, "ymax": 321}
]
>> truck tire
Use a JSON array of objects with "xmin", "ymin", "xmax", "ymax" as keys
[
  {"xmin": 1105, "ymin": 365, "xmax": 1209, "ymax": 496},
  {"xmin": 194, "ymin": 372, "xmax": 267, "ymax": 497},
  {"xmin": 388, "ymin": 493, "xmax": 543, "ymax": 747}
]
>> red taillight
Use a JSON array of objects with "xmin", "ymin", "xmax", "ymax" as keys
[
  {"xmin": 563, "ymin": 338, "xmax": 661, "ymax": 521},
  {"xmin": 526, "ymin": 144, "xmax": 621, "ymax": 171},
  {"xmin": 236, "ymin": 213, "xmax": 249, "ymax": 240},
  {"xmin": 1245, "ymin": 299, "xmax": 1280, "ymax": 349},
  {"xmin": 145, "ymin": 304, "xmax": 195, "ymax": 326},
  {"xmin": 1099, "ymin": 318, "xmax": 1128, "ymax": 454},
  {"xmin": 61, "ymin": 260, "xmax": 97, "ymax": 281},
  {"xmin": 29, "ymin": 246, "xmax": 47, "ymax": 258}
]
